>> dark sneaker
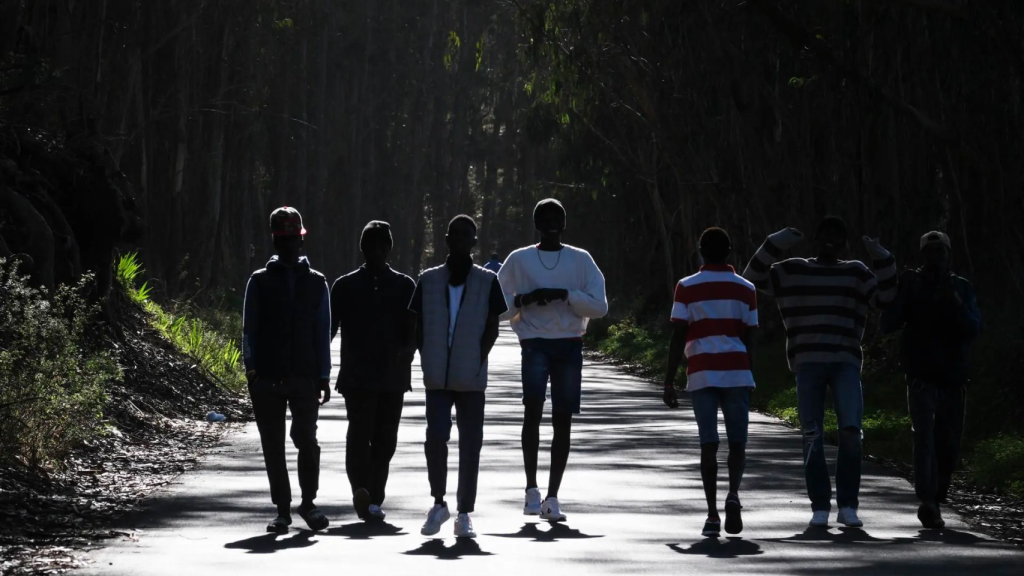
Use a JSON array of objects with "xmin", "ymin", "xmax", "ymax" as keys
[
  {"xmin": 297, "ymin": 504, "xmax": 330, "ymax": 531},
  {"xmin": 353, "ymin": 487, "xmax": 372, "ymax": 520},
  {"xmin": 918, "ymin": 502, "xmax": 945, "ymax": 529},
  {"xmin": 725, "ymin": 494, "xmax": 743, "ymax": 535},
  {"xmin": 702, "ymin": 518, "xmax": 721, "ymax": 538},
  {"xmin": 266, "ymin": 514, "xmax": 291, "ymax": 534}
]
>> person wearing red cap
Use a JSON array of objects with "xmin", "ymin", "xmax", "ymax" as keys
[
  {"xmin": 242, "ymin": 206, "xmax": 332, "ymax": 534},
  {"xmin": 882, "ymin": 231, "xmax": 981, "ymax": 529}
]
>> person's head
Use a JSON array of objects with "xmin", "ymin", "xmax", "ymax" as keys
[
  {"xmin": 699, "ymin": 227, "xmax": 732, "ymax": 265},
  {"xmin": 815, "ymin": 216, "xmax": 848, "ymax": 260},
  {"xmin": 490, "ymin": 252, "xmax": 500, "ymax": 261},
  {"xmin": 533, "ymin": 198, "xmax": 567, "ymax": 242},
  {"xmin": 446, "ymin": 214, "xmax": 478, "ymax": 257},
  {"xmin": 920, "ymin": 231, "xmax": 951, "ymax": 274},
  {"xmin": 360, "ymin": 220, "xmax": 393, "ymax": 268},
  {"xmin": 269, "ymin": 206, "xmax": 305, "ymax": 261}
]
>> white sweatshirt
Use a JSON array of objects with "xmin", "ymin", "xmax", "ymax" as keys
[{"xmin": 497, "ymin": 244, "xmax": 609, "ymax": 340}]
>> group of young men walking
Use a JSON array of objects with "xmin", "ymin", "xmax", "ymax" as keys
[
  {"xmin": 242, "ymin": 203, "xmax": 980, "ymax": 540},
  {"xmin": 663, "ymin": 219, "xmax": 980, "ymax": 537},
  {"xmin": 242, "ymin": 200, "xmax": 608, "ymax": 538}
]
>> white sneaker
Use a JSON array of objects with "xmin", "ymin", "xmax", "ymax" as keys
[
  {"xmin": 540, "ymin": 497, "xmax": 567, "ymax": 522},
  {"xmin": 809, "ymin": 510, "xmax": 830, "ymax": 527},
  {"xmin": 838, "ymin": 507, "xmax": 863, "ymax": 527},
  {"xmin": 454, "ymin": 513, "xmax": 477, "ymax": 538},
  {"xmin": 524, "ymin": 488, "xmax": 542, "ymax": 515},
  {"xmin": 420, "ymin": 503, "xmax": 451, "ymax": 536},
  {"xmin": 367, "ymin": 504, "xmax": 386, "ymax": 520}
]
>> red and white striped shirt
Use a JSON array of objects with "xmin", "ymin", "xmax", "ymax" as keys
[{"xmin": 670, "ymin": 265, "xmax": 758, "ymax": 391}]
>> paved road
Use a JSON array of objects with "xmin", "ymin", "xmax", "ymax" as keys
[{"xmin": 80, "ymin": 328, "xmax": 1022, "ymax": 575}]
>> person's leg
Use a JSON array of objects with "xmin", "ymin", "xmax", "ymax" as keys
[
  {"xmin": 425, "ymin": 390, "xmax": 455, "ymax": 505},
  {"xmin": 454, "ymin": 391, "xmax": 486, "ymax": 514},
  {"xmin": 249, "ymin": 378, "xmax": 291, "ymax": 513},
  {"xmin": 720, "ymin": 387, "xmax": 751, "ymax": 496},
  {"xmin": 287, "ymin": 378, "xmax": 322, "ymax": 508},
  {"xmin": 690, "ymin": 388, "xmax": 722, "ymax": 519},
  {"xmin": 934, "ymin": 384, "xmax": 967, "ymax": 505},
  {"xmin": 343, "ymin": 390, "xmax": 376, "ymax": 500},
  {"xmin": 520, "ymin": 339, "xmax": 551, "ymax": 490},
  {"xmin": 831, "ymin": 363, "xmax": 864, "ymax": 512},
  {"xmin": 370, "ymin": 391, "xmax": 406, "ymax": 506},
  {"xmin": 908, "ymin": 379, "xmax": 939, "ymax": 505},
  {"xmin": 796, "ymin": 364, "xmax": 832, "ymax": 512},
  {"xmin": 547, "ymin": 339, "xmax": 583, "ymax": 499}
]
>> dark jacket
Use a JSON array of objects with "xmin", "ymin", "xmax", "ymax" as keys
[
  {"xmin": 881, "ymin": 269, "xmax": 981, "ymax": 385},
  {"xmin": 243, "ymin": 256, "xmax": 331, "ymax": 380},
  {"xmin": 330, "ymin": 265, "xmax": 416, "ymax": 393}
]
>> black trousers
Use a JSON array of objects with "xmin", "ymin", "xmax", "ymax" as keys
[
  {"xmin": 248, "ymin": 377, "xmax": 321, "ymax": 506},
  {"xmin": 343, "ymin": 389, "xmax": 406, "ymax": 506},
  {"xmin": 908, "ymin": 379, "xmax": 966, "ymax": 504}
]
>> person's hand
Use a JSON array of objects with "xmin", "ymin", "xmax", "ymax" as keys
[
  {"xmin": 861, "ymin": 236, "xmax": 892, "ymax": 261},
  {"xmin": 522, "ymin": 289, "xmax": 549, "ymax": 306},
  {"xmin": 663, "ymin": 384, "xmax": 679, "ymax": 409},
  {"xmin": 768, "ymin": 228, "xmax": 804, "ymax": 251},
  {"xmin": 319, "ymin": 379, "xmax": 331, "ymax": 405}
]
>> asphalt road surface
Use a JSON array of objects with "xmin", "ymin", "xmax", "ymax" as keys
[{"xmin": 79, "ymin": 329, "xmax": 1023, "ymax": 575}]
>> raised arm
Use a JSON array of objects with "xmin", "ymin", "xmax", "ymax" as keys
[
  {"xmin": 880, "ymin": 272, "xmax": 912, "ymax": 334},
  {"xmin": 862, "ymin": 237, "xmax": 898, "ymax": 309},
  {"xmin": 566, "ymin": 250, "xmax": 609, "ymax": 319},
  {"xmin": 743, "ymin": 228, "xmax": 804, "ymax": 296}
]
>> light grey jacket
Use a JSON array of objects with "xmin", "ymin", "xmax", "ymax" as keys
[{"xmin": 418, "ymin": 264, "xmax": 494, "ymax": 392}]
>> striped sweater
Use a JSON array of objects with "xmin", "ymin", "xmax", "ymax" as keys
[{"xmin": 742, "ymin": 240, "xmax": 897, "ymax": 370}]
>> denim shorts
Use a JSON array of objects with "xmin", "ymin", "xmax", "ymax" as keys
[
  {"xmin": 520, "ymin": 338, "xmax": 584, "ymax": 414},
  {"xmin": 689, "ymin": 386, "xmax": 751, "ymax": 445}
]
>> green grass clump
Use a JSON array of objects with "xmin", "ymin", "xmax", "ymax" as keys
[{"xmin": 116, "ymin": 253, "xmax": 246, "ymax": 393}]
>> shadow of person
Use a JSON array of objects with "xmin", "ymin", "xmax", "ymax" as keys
[
  {"xmin": 224, "ymin": 531, "xmax": 317, "ymax": 554},
  {"xmin": 403, "ymin": 538, "xmax": 494, "ymax": 560},
  {"xmin": 766, "ymin": 526, "xmax": 889, "ymax": 545},
  {"xmin": 668, "ymin": 537, "xmax": 764, "ymax": 558},
  {"xmin": 489, "ymin": 522, "xmax": 604, "ymax": 542},
  {"xmin": 324, "ymin": 521, "xmax": 406, "ymax": 540},
  {"xmin": 914, "ymin": 527, "xmax": 992, "ymax": 545}
]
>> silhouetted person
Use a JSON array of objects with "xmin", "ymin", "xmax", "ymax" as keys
[
  {"xmin": 242, "ymin": 207, "xmax": 331, "ymax": 534},
  {"xmin": 330, "ymin": 221, "xmax": 416, "ymax": 522},
  {"xmin": 743, "ymin": 217, "xmax": 897, "ymax": 529},
  {"xmin": 664, "ymin": 228, "xmax": 757, "ymax": 538},
  {"xmin": 484, "ymin": 252, "xmax": 503, "ymax": 273},
  {"xmin": 408, "ymin": 215, "xmax": 507, "ymax": 538},
  {"xmin": 498, "ymin": 198, "xmax": 608, "ymax": 522},
  {"xmin": 882, "ymin": 231, "xmax": 981, "ymax": 529}
]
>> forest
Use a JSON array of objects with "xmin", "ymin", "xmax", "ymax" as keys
[{"xmin": 2, "ymin": 0, "xmax": 1024, "ymax": 567}]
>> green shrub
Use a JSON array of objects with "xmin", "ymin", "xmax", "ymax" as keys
[
  {"xmin": 970, "ymin": 435, "xmax": 1024, "ymax": 498},
  {"xmin": 0, "ymin": 260, "xmax": 117, "ymax": 467}
]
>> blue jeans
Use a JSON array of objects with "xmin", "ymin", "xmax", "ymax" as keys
[
  {"xmin": 796, "ymin": 362, "xmax": 863, "ymax": 511},
  {"xmin": 520, "ymin": 338, "xmax": 584, "ymax": 414},
  {"xmin": 690, "ymin": 387, "xmax": 751, "ymax": 445},
  {"xmin": 424, "ymin": 390, "xmax": 485, "ymax": 514}
]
